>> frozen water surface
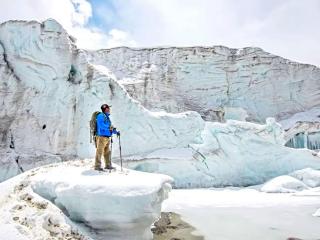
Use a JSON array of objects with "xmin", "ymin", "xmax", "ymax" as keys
[{"xmin": 163, "ymin": 188, "xmax": 320, "ymax": 240}]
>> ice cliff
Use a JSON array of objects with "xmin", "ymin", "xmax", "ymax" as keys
[
  {"xmin": 1, "ymin": 19, "xmax": 320, "ymax": 185},
  {"xmin": 0, "ymin": 19, "xmax": 202, "ymax": 181},
  {"xmin": 86, "ymin": 46, "xmax": 320, "ymax": 122}
]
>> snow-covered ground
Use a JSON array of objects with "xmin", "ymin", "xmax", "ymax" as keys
[
  {"xmin": 163, "ymin": 169, "xmax": 320, "ymax": 240},
  {"xmin": 2, "ymin": 162, "xmax": 320, "ymax": 240},
  {"xmin": 0, "ymin": 160, "xmax": 172, "ymax": 240},
  {"xmin": 163, "ymin": 187, "xmax": 320, "ymax": 240}
]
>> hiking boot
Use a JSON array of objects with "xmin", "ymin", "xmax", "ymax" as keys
[
  {"xmin": 104, "ymin": 165, "xmax": 116, "ymax": 170},
  {"xmin": 94, "ymin": 167, "xmax": 103, "ymax": 171}
]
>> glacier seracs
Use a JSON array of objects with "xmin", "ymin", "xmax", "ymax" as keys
[
  {"xmin": 129, "ymin": 118, "xmax": 320, "ymax": 188},
  {"xmin": 0, "ymin": 19, "xmax": 203, "ymax": 181}
]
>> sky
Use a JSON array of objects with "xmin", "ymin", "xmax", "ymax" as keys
[{"xmin": 0, "ymin": 0, "xmax": 319, "ymax": 66}]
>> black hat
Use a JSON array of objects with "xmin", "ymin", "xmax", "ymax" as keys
[{"xmin": 101, "ymin": 104, "xmax": 111, "ymax": 112}]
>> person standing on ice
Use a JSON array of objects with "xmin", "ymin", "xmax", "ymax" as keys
[{"xmin": 94, "ymin": 104, "xmax": 120, "ymax": 171}]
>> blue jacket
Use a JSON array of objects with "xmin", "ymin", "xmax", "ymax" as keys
[{"xmin": 96, "ymin": 112, "xmax": 118, "ymax": 137}]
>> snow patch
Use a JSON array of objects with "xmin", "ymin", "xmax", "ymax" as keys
[
  {"xmin": 261, "ymin": 175, "xmax": 309, "ymax": 193},
  {"xmin": 0, "ymin": 224, "xmax": 29, "ymax": 240}
]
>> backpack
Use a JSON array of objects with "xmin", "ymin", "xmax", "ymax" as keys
[{"xmin": 90, "ymin": 111, "xmax": 101, "ymax": 145}]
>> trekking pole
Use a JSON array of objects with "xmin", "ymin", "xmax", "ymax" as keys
[
  {"xmin": 110, "ymin": 137, "xmax": 113, "ymax": 166},
  {"xmin": 118, "ymin": 134, "xmax": 123, "ymax": 172}
]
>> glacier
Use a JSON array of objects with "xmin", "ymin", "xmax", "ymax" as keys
[
  {"xmin": 1, "ymin": 18, "xmax": 320, "ymax": 187},
  {"xmin": 1, "ymin": 18, "xmax": 320, "ymax": 240},
  {"xmin": 0, "ymin": 19, "xmax": 203, "ymax": 181}
]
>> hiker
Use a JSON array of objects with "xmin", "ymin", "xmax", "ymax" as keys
[{"xmin": 94, "ymin": 104, "xmax": 120, "ymax": 171}]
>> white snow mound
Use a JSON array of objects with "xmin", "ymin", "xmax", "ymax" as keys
[
  {"xmin": 261, "ymin": 175, "xmax": 309, "ymax": 193},
  {"xmin": 0, "ymin": 160, "xmax": 172, "ymax": 240},
  {"xmin": 290, "ymin": 168, "xmax": 320, "ymax": 188},
  {"xmin": 31, "ymin": 161, "xmax": 173, "ymax": 240}
]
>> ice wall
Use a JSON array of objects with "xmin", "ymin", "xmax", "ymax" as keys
[
  {"xmin": 129, "ymin": 119, "xmax": 320, "ymax": 188},
  {"xmin": 0, "ymin": 19, "xmax": 203, "ymax": 181},
  {"xmin": 86, "ymin": 47, "xmax": 320, "ymax": 122}
]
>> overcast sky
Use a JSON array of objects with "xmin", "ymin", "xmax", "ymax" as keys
[{"xmin": 0, "ymin": 0, "xmax": 319, "ymax": 66}]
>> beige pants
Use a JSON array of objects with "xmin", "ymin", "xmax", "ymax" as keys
[{"xmin": 94, "ymin": 136, "xmax": 111, "ymax": 169}]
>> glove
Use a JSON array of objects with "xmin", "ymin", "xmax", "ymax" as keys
[{"xmin": 117, "ymin": 131, "xmax": 120, "ymax": 136}]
